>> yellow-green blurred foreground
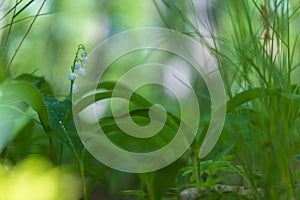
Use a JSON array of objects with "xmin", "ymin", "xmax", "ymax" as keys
[{"xmin": 0, "ymin": 156, "xmax": 81, "ymax": 200}]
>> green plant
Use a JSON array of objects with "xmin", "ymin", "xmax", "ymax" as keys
[
  {"xmin": 154, "ymin": 0, "xmax": 300, "ymax": 199},
  {"xmin": 1, "ymin": 0, "xmax": 300, "ymax": 200}
]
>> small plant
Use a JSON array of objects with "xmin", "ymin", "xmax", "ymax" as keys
[{"xmin": 68, "ymin": 44, "xmax": 88, "ymax": 96}]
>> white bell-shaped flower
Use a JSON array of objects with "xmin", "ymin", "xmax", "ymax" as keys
[
  {"xmin": 68, "ymin": 73, "xmax": 77, "ymax": 80},
  {"xmin": 78, "ymin": 67, "xmax": 86, "ymax": 75},
  {"xmin": 72, "ymin": 83, "xmax": 79, "ymax": 93},
  {"xmin": 82, "ymin": 56, "xmax": 88, "ymax": 64},
  {"xmin": 81, "ymin": 50, "xmax": 86, "ymax": 57},
  {"xmin": 74, "ymin": 61, "xmax": 81, "ymax": 69}
]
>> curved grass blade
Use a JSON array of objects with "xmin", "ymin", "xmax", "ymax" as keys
[
  {"xmin": 64, "ymin": 81, "xmax": 153, "ymax": 124},
  {"xmin": 226, "ymin": 88, "xmax": 280, "ymax": 113}
]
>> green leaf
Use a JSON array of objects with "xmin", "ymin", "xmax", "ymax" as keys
[
  {"xmin": 0, "ymin": 103, "xmax": 31, "ymax": 152},
  {"xmin": 43, "ymin": 96, "xmax": 72, "ymax": 132},
  {"xmin": 100, "ymin": 121, "xmax": 175, "ymax": 153},
  {"xmin": 147, "ymin": 158, "xmax": 186, "ymax": 200},
  {"xmin": 65, "ymin": 81, "xmax": 153, "ymax": 124},
  {"xmin": 122, "ymin": 109, "xmax": 181, "ymax": 132},
  {"xmin": 43, "ymin": 96, "xmax": 84, "ymax": 155},
  {"xmin": 200, "ymin": 160, "xmax": 213, "ymax": 172},
  {"xmin": 15, "ymin": 74, "xmax": 53, "ymax": 96},
  {"xmin": 0, "ymin": 81, "xmax": 50, "ymax": 132},
  {"xmin": 226, "ymin": 87, "xmax": 290, "ymax": 113},
  {"xmin": 227, "ymin": 88, "xmax": 265, "ymax": 113}
]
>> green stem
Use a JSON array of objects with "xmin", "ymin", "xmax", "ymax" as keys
[
  {"xmin": 58, "ymin": 143, "xmax": 63, "ymax": 166},
  {"xmin": 68, "ymin": 44, "xmax": 86, "ymax": 98},
  {"xmin": 79, "ymin": 159, "xmax": 87, "ymax": 199},
  {"xmin": 192, "ymin": 151, "xmax": 201, "ymax": 194},
  {"xmin": 1, "ymin": 0, "xmax": 18, "ymax": 77},
  {"xmin": 145, "ymin": 173, "xmax": 155, "ymax": 200},
  {"xmin": 40, "ymin": 120, "xmax": 56, "ymax": 165},
  {"xmin": 69, "ymin": 79, "xmax": 74, "ymax": 98},
  {"xmin": 48, "ymin": 134, "xmax": 56, "ymax": 165}
]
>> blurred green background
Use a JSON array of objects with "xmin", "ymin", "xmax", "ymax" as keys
[
  {"xmin": 1, "ymin": 0, "xmax": 162, "ymax": 95},
  {"xmin": 3, "ymin": 0, "xmax": 300, "ymax": 95}
]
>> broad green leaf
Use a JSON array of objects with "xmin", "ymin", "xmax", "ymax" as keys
[
  {"xmin": 43, "ymin": 96, "xmax": 84, "ymax": 155},
  {"xmin": 70, "ymin": 81, "xmax": 186, "ymax": 132},
  {"xmin": 0, "ymin": 81, "xmax": 49, "ymax": 151},
  {"xmin": 120, "ymin": 109, "xmax": 181, "ymax": 132},
  {"xmin": 66, "ymin": 80, "xmax": 194, "ymax": 157},
  {"xmin": 72, "ymin": 90, "xmax": 152, "ymax": 117},
  {"xmin": 97, "ymin": 107, "xmax": 192, "ymax": 153},
  {"xmin": 0, "ymin": 81, "xmax": 50, "ymax": 131},
  {"xmin": 15, "ymin": 74, "xmax": 53, "ymax": 96},
  {"xmin": 64, "ymin": 81, "xmax": 153, "ymax": 124},
  {"xmin": 0, "ymin": 105, "xmax": 31, "ymax": 152},
  {"xmin": 100, "ymin": 122, "xmax": 175, "ymax": 153}
]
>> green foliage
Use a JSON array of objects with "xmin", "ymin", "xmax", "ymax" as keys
[
  {"xmin": 0, "ymin": 81, "xmax": 50, "ymax": 129},
  {"xmin": 142, "ymin": 159, "xmax": 186, "ymax": 200},
  {"xmin": 1, "ymin": 0, "xmax": 300, "ymax": 199},
  {"xmin": 0, "ymin": 87, "xmax": 32, "ymax": 152}
]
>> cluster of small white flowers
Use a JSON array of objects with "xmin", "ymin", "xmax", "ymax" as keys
[
  {"xmin": 68, "ymin": 46, "xmax": 88, "ymax": 94},
  {"xmin": 81, "ymin": 50, "xmax": 88, "ymax": 64}
]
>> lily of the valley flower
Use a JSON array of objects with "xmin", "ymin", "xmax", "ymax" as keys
[
  {"xmin": 81, "ymin": 50, "xmax": 86, "ymax": 57},
  {"xmin": 78, "ymin": 67, "xmax": 86, "ymax": 75},
  {"xmin": 69, "ymin": 45, "xmax": 88, "ymax": 96},
  {"xmin": 68, "ymin": 73, "xmax": 77, "ymax": 80},
  {"xmin": 82, "ymin": 56, "xmax": 88, "ymax": 64},
  {"xmin": 81, "ymin": 49, "xmax": 88, "ymax": 64},
  {"xmin": 74, "ymin": 61, "xmax": 81, "ymax": 69},
  {"xmin": 72, "ymin": 83, "xmax": 79, "ymax": 93}
]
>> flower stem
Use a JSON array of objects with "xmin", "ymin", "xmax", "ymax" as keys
[{"xmin": 68, "ymin": 44, "xmax": 86, "ymax": 98}]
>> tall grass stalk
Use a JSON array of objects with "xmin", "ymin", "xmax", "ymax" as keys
[
  {"xmin": 0, "ymin": 0, "xmax": 45, "ymax": 79},
  {"xmin": 155, "ymin": 0, "xmax": 300, "ymax": 199}
]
